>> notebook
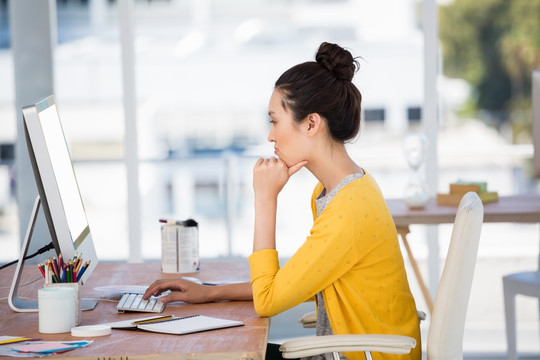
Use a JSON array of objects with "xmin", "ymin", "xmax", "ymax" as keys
[{"xmin": 105, "ymin": 314, "xmax": 244, "ymax": 335}]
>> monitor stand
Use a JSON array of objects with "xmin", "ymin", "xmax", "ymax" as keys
[{"xmin": 8, "ymin": 196, "xmax": 98, "ymax": 312}]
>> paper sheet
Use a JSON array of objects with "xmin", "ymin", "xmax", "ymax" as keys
[{"xmin": 0, "ymin": 340, "xmax": 93, "ymax": 358}]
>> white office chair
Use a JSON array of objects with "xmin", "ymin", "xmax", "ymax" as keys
[
  {"xmin": 280, "ymin": 191, "xmax": 484, "ymax": 360},
  {"xmin": 503, "ymin": 270, "xmax": 540, "ymax": 360},
  {"xmin": 503, "ymin": 70, "xmax": 540, "ymax": 360}
]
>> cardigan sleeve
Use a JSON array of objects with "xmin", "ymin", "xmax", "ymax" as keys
[{"xmin": 249, "ymin": 197, "xmax": 358, "ymax": 317}]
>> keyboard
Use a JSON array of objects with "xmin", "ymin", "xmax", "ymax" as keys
[{"xmin": 117, "ymin": 292, "xmax": 166, "ymax": 313}]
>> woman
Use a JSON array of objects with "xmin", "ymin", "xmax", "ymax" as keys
[{"xmin": 144, "ymin": 42, "xmax": 421, "ymax": 360}]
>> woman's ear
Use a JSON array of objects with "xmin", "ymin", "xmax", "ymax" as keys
[{"xmin": 305, "ymin": 113, "xmax": 322, "ymax": 136}]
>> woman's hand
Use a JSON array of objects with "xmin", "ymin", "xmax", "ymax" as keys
[
  {"xmin": 142, "ymin": 278, "xmax": 213, "ymax": 304},
  {"xmin": 251, "ymin": 157, "xmax": 307, "ymax": 252},
  {"xmin": 253, "ymin": 157, "xmax": 307, "ymax": 200}
]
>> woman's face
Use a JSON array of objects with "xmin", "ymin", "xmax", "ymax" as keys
[{"xmin": 267, "ymin": 90, "xmax": 308, "ymax": 167}]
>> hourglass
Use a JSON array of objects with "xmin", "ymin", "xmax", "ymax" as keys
[{"xmin": 402, "ymin": 133, "xmax": 429, "ymax": 209}]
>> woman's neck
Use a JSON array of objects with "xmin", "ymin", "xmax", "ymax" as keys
[{"xmin": 307, "ymin": 144, "xmax": 362, "ymax": 194}]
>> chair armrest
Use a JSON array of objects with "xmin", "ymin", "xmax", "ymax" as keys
[
  {"xmin": 299, "ymin": 310, "xmax": 425, "ymax": 329},
  {"xmin": 279, "ymin": 334, "xmax": 416, "ymax": 359}
]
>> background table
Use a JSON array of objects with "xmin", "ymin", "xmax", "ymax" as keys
[
  {"xmin": 1, "ymin": 260, "xmax": 269, "ymax": 359},
  {"xmin": 386, "ymin": 194, "xmax": 540, "ymax": 313}
]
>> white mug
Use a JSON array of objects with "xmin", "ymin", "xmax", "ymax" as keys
[{"xmin": 38, "ymin": 287, "xmax": 77, "ymax": 333}]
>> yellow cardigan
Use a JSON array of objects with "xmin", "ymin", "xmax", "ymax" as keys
[{"xmin": 249, "ymin": 173, "xmax": 421, "ymax": 360}]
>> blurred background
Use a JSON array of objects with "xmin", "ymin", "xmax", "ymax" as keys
[{"xmin": 0, "ymin": 0, "xmax": 539, "ymax": 356}]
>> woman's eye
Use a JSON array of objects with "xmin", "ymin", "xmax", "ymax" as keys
[{"xmin": 269, "ymin": 120, "xmax": 277, "ymax": 125}]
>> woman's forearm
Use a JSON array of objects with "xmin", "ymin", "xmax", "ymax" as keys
[
  {"xmin": 253, "ymin": 197, "xmax": 277, "ymax": 252},
  {"xmin": 207, "ymin": 281, "xmax": 253, "ymax": 301}
]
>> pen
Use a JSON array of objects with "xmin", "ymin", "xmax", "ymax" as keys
[
  {"xmin": 49, "ymin": 258, "xmax": 60, "ymax": 281},
  {"xmin": 44, "ymin": 264, "xmax": 50, "ymax": 284},
  {"xmin": 38, "ymin": 263, "xmax": 45, "ymax": 278},
  {"xmin": 76, "ymin": 260, "xmax": 90, "ymax": 282},
  {"xmin": 75, "ymin": 258, "xmax": 82, "ymax": 274},
  {"xmin": 48, "ymin": 260, "xmax": 59, "ymax": 283},
  {"xmin": 71, "ymin": 261, "xmax": 75, "ymax": 282},
  {"xmin": 66, "ymin": 261, "xmax": 72, "ymax": 283},
  {"xmin": 132, "ymin": 315, "xmax": 174, "ymax": 325},
  {"xmin": 0, "ymin": 337, "xmax": 38, "ymax": 345},
  {"xmin": 72, "ymin": 253, "xmax": 79, "ymax": 268},
  {"xmin": 58, "ymin": 255, "xmax": 64, "ymax": 281}
]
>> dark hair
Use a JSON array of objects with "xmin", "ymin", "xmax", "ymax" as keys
[{"xmin": 275, "ymin": 42, "xmax": 362, "ymax": 143}]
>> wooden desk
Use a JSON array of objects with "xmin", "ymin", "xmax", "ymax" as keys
[
  {"xmin": 0, "ymin": 260, "xmax": 269, "ymax": 359},
  {"xmin": 386, "ymin": 194, "xmax": 540, "ymax": 313}
]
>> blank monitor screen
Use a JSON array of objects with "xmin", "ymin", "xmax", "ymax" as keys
[{"xmin": 40, "ymin": 105, "xmax": 88, "ymax": 244}]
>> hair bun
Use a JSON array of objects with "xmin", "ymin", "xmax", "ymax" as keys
[{"xmin": 315, "ymin": 42, "xmax": 359, "ymax": 81}]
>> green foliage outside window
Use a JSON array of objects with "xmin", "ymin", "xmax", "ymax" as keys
[{"xmin": 439, "ymin": 0, "xmax": 540, "ymax": 143}]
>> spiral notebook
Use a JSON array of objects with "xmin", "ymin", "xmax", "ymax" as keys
[{"xmin": 108, "ymin": 314, "xmax": 244, "ymax": 335}]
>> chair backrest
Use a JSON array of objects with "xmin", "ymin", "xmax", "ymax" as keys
[{"xmin": 427, "ymin": 191, "xmax": 484, "ymax": 360}]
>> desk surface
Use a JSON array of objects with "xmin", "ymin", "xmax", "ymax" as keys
[
  {"xmin": 1, "ymin": 260, "xmax": 269, "ymax": 360},
  {"xmin": 386, "ymin": 194, "xmax": 540, "ymax": 226}
]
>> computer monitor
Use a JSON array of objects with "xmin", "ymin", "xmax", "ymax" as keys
[{"xmin": 9, "ymin": 95, "xmax": 99, "ymax": 312}]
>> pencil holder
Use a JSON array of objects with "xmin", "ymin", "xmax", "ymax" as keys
[
  {"xmin": 44, "ymin": 281, "xmax": 81, "ymax": 325},
  {"xmin": 161, "ymin": 222, "xmax": 199, "ymax": 274}
]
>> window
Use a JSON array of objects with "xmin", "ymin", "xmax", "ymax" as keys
[
  {"xmin": 364, "ymin": 108, "xmax": 385, "ymax": 123},
  {"xmin": 407, "ymin": 106, "xmax": 421, "ymax": 123}
]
